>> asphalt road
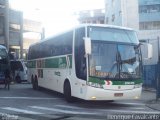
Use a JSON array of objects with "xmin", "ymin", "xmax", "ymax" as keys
[{"xmin": 0, "ymin": 83, "xmax": 159, "ymax": 120}]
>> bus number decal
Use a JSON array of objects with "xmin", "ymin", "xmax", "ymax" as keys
[{"xmin": 55, "ymin": 71, "xmax": 61, "ymax": 76}]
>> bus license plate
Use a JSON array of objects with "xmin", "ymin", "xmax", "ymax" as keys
[{"xmin": 114, "ymin": 93, "xmax": 123, "ymax": 97}]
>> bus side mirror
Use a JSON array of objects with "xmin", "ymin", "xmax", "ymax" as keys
[
  {"xmin": 141, "ymin": 43, "xmax": 153, "ymax": 59},
  {"xmin": 84, "ymin": 37, "xmax": 91, "ymax": 55},
  {"xmin": 147, "ymin": 44, "xmax": 153, "ymax": 59}
]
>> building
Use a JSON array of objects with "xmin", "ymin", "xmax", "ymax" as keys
[
  {"xmin": 138, "ymin": 0, "xmax": 160, "ymax": 41},
  {"xmin": 105, "ymin": 0, "xmax": 160, "ymax": 40},
  {"xmin": 0, "ymin": 0, "xmax": 42, "ymax": 59},
  {"xmin": 77, "ymin": 9, "xmax": 105, "ymax": 24},
  {"xmin": 105, "ymin": 0, "xmax": 139, "ymax": 29}
]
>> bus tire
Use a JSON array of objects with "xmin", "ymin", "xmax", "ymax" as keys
[{"xmin": 64, "ymin": 80, "xmax": 73, "ymax": 102}]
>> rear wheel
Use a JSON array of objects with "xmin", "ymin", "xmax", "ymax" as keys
[{"xmin": 64, "ymin": 81, "xmax": 74, "ymax": 102}]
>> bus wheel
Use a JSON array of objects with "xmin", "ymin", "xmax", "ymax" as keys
[{"xmin": 64, "ymin": 81, "xmax": 73, "ymax": 102}]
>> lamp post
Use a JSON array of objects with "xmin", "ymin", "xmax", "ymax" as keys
[
  {"xmin": 156, "ymin": 36, "xmax": 160, "ymax": 101},
  {"xmin": 20, "ymin": 12, "xmax": 23, "ymax": 59},
  {"xmin": 4, "ymin": 0, "xmax": 9, "ymax": 50}
]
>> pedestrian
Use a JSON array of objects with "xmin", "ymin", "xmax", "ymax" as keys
[{"xmin": 4, "ymin": 68, "xmax": 11, "ymax": 90}]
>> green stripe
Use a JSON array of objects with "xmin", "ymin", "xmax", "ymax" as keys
[
  {"xmin": 89, "ymin": 77, "xmax": 105, "ymax": 85},
  {"xmin": 45, "ymin": 57, "xmax": 67, "ymax": 68},
  {"xmin": 112, "ymin": 80, "xmax": 143, "ymax": 85},
  {"xmin": 89, "ymin": 77, "xmax": 143, "ymax": 85},
  {"xmin": 28, "ymin": 55, "xmax": 72, "ymax": 69},
  {"xmin": 28, "ymin": 61, "xmax": 36, "ymax": 68}
]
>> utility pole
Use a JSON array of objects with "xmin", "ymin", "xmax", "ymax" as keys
[
  {"xmin": 20, "ymin": 12, "xmax": 23, "ymax": 59},
  {"xmin": 4, "ymin": 0, "xmax": 9, "ymax": 50},
  {"xmin": 41, "ymin": 27, "xmax": 45, "ymax": 40},
  {"xmin": 156, "ymin": 36, "xmax": 160, "ymax": 100}
]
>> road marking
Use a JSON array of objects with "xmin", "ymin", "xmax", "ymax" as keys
[
  {"xmin": 0, "ymin": 112, "xmax": 19, "ymax": 120},
  {"xmin": 2, "ymin": 107, "xmax": 43, "ymax": 114},
  {"xmin": 0, "ymin": 97, "xmax": 58, "ymax": 100},
  {"xmin": 115, "ymin": 102, "xmax": 145, "ymax": 106},
  {"xmin": 55, "ymin": 105, "xmax": 82, "ymax": 109},
  {"xmin": 15, "ymin": 116, "xmax": 35, "ymax": 120},
  {"xmin": 30, "ymin": 106, "xmax": 96, "ymax": 115},
  {"xmin": 55, "ymin": 104, "xmax": 146, "ymax": 112},
  {"xmin": 124, "ymin": 107, "xmax": 145, "ymax": 110}
]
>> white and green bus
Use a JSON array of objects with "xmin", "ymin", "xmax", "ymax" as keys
[{"xmin": 28, "ymin": 24, "xmax": 146, "ymax": 102}]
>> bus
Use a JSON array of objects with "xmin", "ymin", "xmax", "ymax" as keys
[
  {"xmin": 27, "ymin": 24, "xmax": 148, "ymax": 102},
  {"xmin": 0, "ymin": 45, "xmax": 10, "ymax": 84}
]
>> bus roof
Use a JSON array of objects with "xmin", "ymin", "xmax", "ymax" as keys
[
  {"xmin": 78, "ymin": 24, "xmax": 134, "ymax": 31},
  {"xmin": 29, "ymin": 24, "xmax": 135, "ymax": 47}
]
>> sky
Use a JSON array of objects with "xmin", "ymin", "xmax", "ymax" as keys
[{"xmin": 9, "ymin": 0, "xmax": 105, "ymax": 37}]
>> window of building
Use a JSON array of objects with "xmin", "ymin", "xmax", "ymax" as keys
[
  {"xmin": 100, "ymin": 20, "xmax": 104, "ymax": 24},
  {"xmin": 139, "ymin": 5, "xmax": 160, "ymax": 13},
  {"xmin": 93, "ymin": 20, "xmax": 96, "ymax": 24},
  {"xmin": 139, "ymin": 21, "xmax": 160, "ymax": 30},
  {"xmin": 119, "ymin": 10, "xmax": 122, "ymax": 16},
  {"xmin": 112, "ymin": 0, "xmax": 115, "ymax": 7},
  {"xmin": 105, "ymin": 17, "xmax": 109, "ymax": 24},
  {"xmin": 112, "ymin": 14, "xmax": 115, "ymax": 22}
]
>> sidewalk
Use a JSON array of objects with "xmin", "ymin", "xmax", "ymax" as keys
[{"xmin": 141, "ymin": 88, "xmax": 160, "ymax": 111}]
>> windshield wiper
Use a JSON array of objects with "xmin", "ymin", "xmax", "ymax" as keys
[{"xmin": 120, "ymin": 57, "xmax": 136, "ymax": 65}]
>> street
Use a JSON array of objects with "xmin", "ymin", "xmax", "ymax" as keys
[{"xmin": 0, "ymin": 83, "xmax": 159, "ymax": 120}]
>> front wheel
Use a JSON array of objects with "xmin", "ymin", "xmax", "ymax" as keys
[{"xmin": 64, "ymin": 81, "xmax": 74, "ymax": 102}]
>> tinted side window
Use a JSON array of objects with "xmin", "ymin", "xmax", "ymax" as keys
[
  {"xmin": 75, "ymin": 27, "xmax": 87, "ymax": 80},
  {"xmin": 28, "ymin": 44, "xmax": 40, "ymax": 60},
  {"xmin": 48, "ymin": 31, "xmax": 73, "ymax": 57},
  {"xmin": 28, "ymin": 31, "xmax": 73, "ymax": 59}
]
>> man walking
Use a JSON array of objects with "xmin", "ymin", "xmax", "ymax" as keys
[{"xmin": 4, "ymin": 68, "xmax": 10, "ymax": 90}]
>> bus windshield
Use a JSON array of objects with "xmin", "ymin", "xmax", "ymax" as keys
[
  {"xmin": 88, "ymin": 27, "xmax": 141, "ymax": 80},
  {"xmin": 89, "ymin": 42, "xmax": 141, "ymax": 80}
]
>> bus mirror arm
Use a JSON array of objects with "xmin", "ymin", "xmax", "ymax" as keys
[
  {"xmin": 83, "ymin": 37, "xmax": 91, "ymax": 55},
  {"xmin": 140, "ymin": 43, "xmax": 153, "ymax": 59}
]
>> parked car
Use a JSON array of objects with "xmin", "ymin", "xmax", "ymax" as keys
[{"xmin": 10, "ymin": 60, "xmax": 28, "ymax": 83}]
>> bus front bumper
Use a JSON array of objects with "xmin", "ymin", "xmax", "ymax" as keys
[{"xmin": 85, "ymin": 86, "xmax": 142, "ymax": 100}]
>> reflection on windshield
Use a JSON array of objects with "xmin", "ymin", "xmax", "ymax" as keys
[
  {"xmin": 89, "ymin": 42, "xmax": 141, "ymax": 80},
  {"xmin": 89, "ymin": 27, "xmax": 139, "ymax": 44},
  {"xmin": 0, "ymin": 49, "xmax": 8, "ymax": 64},
  {"xmin": 0, "ymin": 49, "xmax": 7, "ymax": 56}
]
